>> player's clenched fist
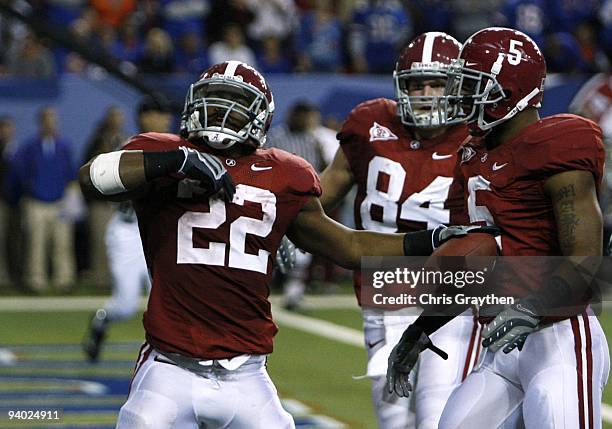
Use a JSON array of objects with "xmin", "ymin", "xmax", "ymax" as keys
[
  {"xmin": 142, "ymin": 146, "xmax": 235, "ymax": 200},
  {"xmin": 177, "ymin": 146, "xmax": 235, "ymax": 199}
]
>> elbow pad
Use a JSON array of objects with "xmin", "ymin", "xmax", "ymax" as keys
[{"xmin": 89, "ymin": 151, "xmax": 127, "ymax": 195}]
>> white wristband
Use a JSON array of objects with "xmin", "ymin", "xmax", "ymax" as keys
[{"xmin": 90, "ymin": 151, "xmax": 127, "ymax": 195}]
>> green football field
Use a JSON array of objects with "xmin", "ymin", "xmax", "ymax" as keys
[{"xmin": 0, "ymin": 297, "xmax": 610, "ymax": 428}]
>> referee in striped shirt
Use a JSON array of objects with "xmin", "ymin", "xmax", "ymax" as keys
[{"xmin": 267, "ymin": 100, "xmax": 327, "ymax": 173}]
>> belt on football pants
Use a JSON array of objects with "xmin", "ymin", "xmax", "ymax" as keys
[{"xmin": 155, "ymin": 350, "xmax": 265, "ymax": 374}]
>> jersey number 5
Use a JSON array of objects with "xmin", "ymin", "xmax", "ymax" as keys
[{"xmin": 177, "ymin": 183, "xmax": 276, "ymax": 274}]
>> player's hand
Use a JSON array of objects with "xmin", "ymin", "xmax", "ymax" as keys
[
  {"xmin": 432, "ymin": 224, "xmax": 501, "ymax": 249},
  {"xmin": 177, "ymin": 146, "xmax": 235, "ymax": 200},
  {"xmin": 482, "ymin": 301, "xmax": 540, "ymax": 353},
  {"xmin": 386, "ymin": 325, "xmax": 448, "ymax": 397},
  {"xmin": 275, "ymin": 236, "xmax": 296, "ymax": 275}
]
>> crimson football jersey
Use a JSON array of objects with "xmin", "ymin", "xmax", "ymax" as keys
[
  {"xmin": 449, "ymin": 114, "xmax": 604, "ymax": 315},
  {"xmin": 337, "ymin": 98, "xmax": 469, "ymax": 301},
  {"xmin": 124, "ymin": 132, "xmax": 321, "ymax": 359}
]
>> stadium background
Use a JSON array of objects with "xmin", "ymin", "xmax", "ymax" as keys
[{"xmin": 0, "ymin": 0, "xmax": 611, "ymax": 428}]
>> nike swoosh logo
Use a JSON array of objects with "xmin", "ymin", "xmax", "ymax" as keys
[
  {"xmin": 366, "ymin": 338, "xmax": 385, "ymax": 349},
  {"xmin": 251, "ymin": 164, "xmax": 272, "ymax": 171},
  {"xmin": 432, "ymin": 152, "xmax": 453, "ymax": 160},
  {"xmin": 492, "ymin": 162, "xmax": 508, "ymax": 171}
]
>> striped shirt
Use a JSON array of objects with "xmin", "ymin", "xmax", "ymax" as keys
[{"xmin": 266, "ymin": 124, "xmax": 326, "ymax": 172}]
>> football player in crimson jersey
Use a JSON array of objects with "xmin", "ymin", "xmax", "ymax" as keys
[
  {"xmin": 319, "ymin": 32, "xmax": 484, "ymax": 429},
  {"xmin": 387, "ymin": 28, "xmax": 610, "ymax": 429},
  {"xmin": 78, "ymin": 61, "xmax": 486, "ymax": 429}
]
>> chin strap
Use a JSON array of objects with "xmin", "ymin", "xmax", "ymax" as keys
[{"xmin": 477, "ymin": 87, "xmax": 540, "ymax": 130}]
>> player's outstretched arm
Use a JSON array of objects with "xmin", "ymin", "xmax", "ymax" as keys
[
  {"xmin": 287, "ymin": 196, "xmax": 405, "ymax": 269},
  {"xmin": 319, "ymin": 149, "xmax": 355, "ymax": 213},
  {"xmin": 79, "ymin": 147, "xmax": 234, "ymax": 202},
  {"xmin": 286, "ymin": 196, "xmax": 494, "ymax": 268}
]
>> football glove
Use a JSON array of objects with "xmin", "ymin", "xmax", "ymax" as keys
[
  {"xmin": 432, "ymin": 224, "xmax": 501, "ymax": 250},
  {"xmin": 178, "ymin": 146, "xmax": 235, "ymax": 200},
  {"xmin": 482, "ymin": 300, "xmax": 540, "ymax": 353},
  {"xmin": 275, "ymin": 236, "xmax": 296, "ymax": 275},
  {"xmin": 386, "ymin": 325, "xmax": 448, "ymax": 397}
]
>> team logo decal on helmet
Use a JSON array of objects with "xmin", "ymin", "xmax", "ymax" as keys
[
  {"xmin": 442, "ymin": 27, "xmax": 546, "ymax": 132},
  {"xmin": 180, "ymin": 61, "xmax": 275, "ymax": 150},
  {"xmin": 394, "ymin": 32, "xmax": 462, "ymax": 128}
]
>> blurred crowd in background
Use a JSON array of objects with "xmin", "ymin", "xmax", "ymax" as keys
[{"xmin": 0, "ymin": 0, "xmax": 611, "ymax": 78}]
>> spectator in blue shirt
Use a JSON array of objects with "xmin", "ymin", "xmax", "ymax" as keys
[
  {"xmin": 174, "ymin": 28, "xmax": 210, "ymax": 75},
  {"xmin": 349, "ymin": 0, "xmax": 412, "ymax": 74},
  {"xmin": 159, "ymin": 0, "xmax": 209, "ymax": 41},
  {"xmin": 495, "ymin": 0, "xmax": 548, "ymax": 46},
  {"xmin": 295, "ymin": 0, "xmax": 343, "ymax": 72},
  {"xmin": 6, "ymin": 106, "xmax": 78, "ymax": 292},
  {"xmin": 256, "ymin": 36, "xmax": 292, "ymax": 73}
]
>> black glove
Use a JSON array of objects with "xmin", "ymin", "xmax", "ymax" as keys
[
  {"xmin": 432, "ymin": 224, "xmax": 501, "ymax": 249},
  {"xmin": 386, "ymin": 325, "xmax": 448, "ymax": 397},
  {"xmin": 177, "ymin": 146, "xmax": 235, "ymax": 200},
  {"xmin": 482, "ymin": 300, "xmax": 540, "ymax": 353}
]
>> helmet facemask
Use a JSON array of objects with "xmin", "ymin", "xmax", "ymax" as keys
[
  {"xmin": 182, "ymin": 77, "xmax": 270, "ymax": 150},
  {"xmin": 394, "ymin": 64, "xmax": 455, "ymax": 128},
  {"xmin": 444, "ymin": 56, "xmax": 540, "ymax": 132}
]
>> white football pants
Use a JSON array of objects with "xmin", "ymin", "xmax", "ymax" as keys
[
  {"xmin": 363, "ymin": 308, "xmax": 482, "ymax": 429},
  {"xmin": 117, "ymin": 345, "xmax": 295, "ymax": 429},
  {"xmin": 439, "ymin": 310, "xmax": 610, "ymax": 429}
]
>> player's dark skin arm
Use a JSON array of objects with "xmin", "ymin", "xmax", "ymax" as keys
[
  {"xmin": 79, "ymin": 151, "xmax": 149, "ymax": 202},
  {"xmin": 319, "ymin": 148, "xmax": 355, "ymax": 212},
  {"xmin": 287, "ymin": 196, "xmax": 405, "ymax": 269},
  {"xmin": 531, "ymin": 170, "xmax": 604, "ymax": 312},
  {"xmin": 545, "ymin": 170, "xmax": 602, "ymax": 256}
]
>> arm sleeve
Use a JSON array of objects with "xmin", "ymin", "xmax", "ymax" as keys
[
  {"xmin": 521, "ymin": 119, "xmax": 605, "ymax": 188},
  {"xmin": 287, "ymin": 158, "xmax": 322, "ymax": 198}
]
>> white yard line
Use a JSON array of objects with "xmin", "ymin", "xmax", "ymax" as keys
[{"xmin": 272, "ymin": 307, "xmax": 364, "ymax": 348}]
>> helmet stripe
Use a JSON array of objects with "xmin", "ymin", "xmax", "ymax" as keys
[
  {"xmin": 422, "ymin": 31, "xmax": 445, "ymax": 63},
  {"xmin": 224, "ymin": 60, "xmax": 241, "ymax": 76},
  {"xmin": 422, "ymin": 33, "xmax": 435, "ymax": 63}
]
